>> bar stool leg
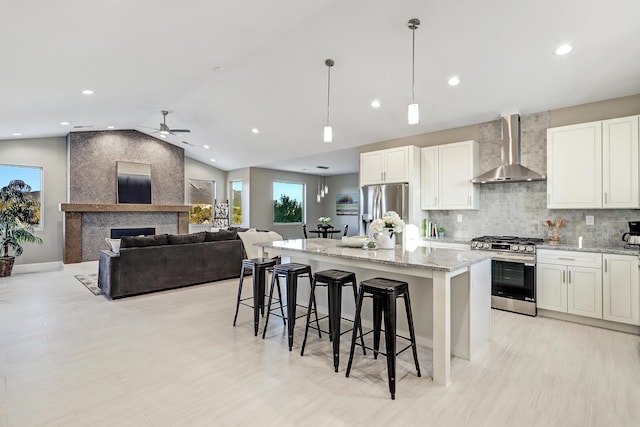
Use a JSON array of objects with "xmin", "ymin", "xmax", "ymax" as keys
[
  {"xmin": 300, "ymin": 277, "xmax": 318, "ymax": 356},
  {"xmin": 350, "ymin": 280, "xmax": 366, "ymax": 355},
  {"xmin": 310, "ymin": 274, "xmax": 321, "ymax": 338},
  {"xmin": 262, "ymin": 272, "xmax": 278, "ymax": 339},
  {"xmin": 383, "ymin": 295, "xmax": 397, "ymax": 400},
  {"xmin": 345, "ymin": 286, "xmax": 365, "ymax": 378},
  {"xmin": 403, "ymin": 293, "xmax": 421, "ymax": 377},
  {"xmin": 328, "ymin": 280, "xmax": 343, "ymax": 372},
  {"xmin": 286, "ymin": 272, "xmax": 298, "ymax": 351},
  {"xmin": 372, "ymin": 295, "xmax": 383, "ymax": 359},
  {"xmin": 251, "ymin": 266, "xmax": 261, "ymax": 336},
  {"xmin": 232, "ymin": 265, "xmax": 246, "ymax": 327}
]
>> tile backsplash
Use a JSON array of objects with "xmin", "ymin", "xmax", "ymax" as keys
[{"xmin": 424, "ymin": 111, "xmax": 639, "ymax": 249}]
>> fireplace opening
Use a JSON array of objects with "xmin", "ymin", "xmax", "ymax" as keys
[{"xmin": 110, "ymin": 228, "xmax": 156, "ymax": 239}]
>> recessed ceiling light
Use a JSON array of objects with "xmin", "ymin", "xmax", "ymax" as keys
[
  {"xmin": 159, "ymin": 134, "xmax": 167, "ymax": 139},
  {"xmin": 81, "ymin": 89, "xmax": 94, "ymax": 95},
  {"xmin": 371, "ymin": 99, "xmax": 381, "ymax": 108},
  {"xmin": 107, "ymin": 125, "xmax": 115, "ymax": 129},
  {"xmin": 212, "ymin": 66, "xmax": 224, "ymax": 72},
  {"xmin": 252, "ymin": 128, "xmax": 259, "ymax": 134},
  {"xmin": 210, "ymin": 158, "xmax": 216, "ymax": 162},
  {"xmin": 448, "ymin": 76, "xmax": 460, "ymax": 86},
  {"xmin": 203, "ymin": 145, "xmax": 210, "ymax": 149},
  {"xmin": 60, "ymin": 121, "xmax": 70, "ymax": 126},
  {"xmin": 12, "ymin": 132, "xmax": 22, "ymax": 136},
  {"xmin": 554, "ymin": 44, "xmax": 573, "ymax": 55}
]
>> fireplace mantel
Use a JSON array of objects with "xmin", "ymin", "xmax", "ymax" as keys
[
  {"xmin": 60, "ymin": 203, "xmax": 190, "ymax": 213},
  {"xmin": 60, "ymin": 203, "xmax": 190, "ymax": 263}
]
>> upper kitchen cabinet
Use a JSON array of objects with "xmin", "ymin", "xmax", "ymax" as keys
[
  {"xmin": 547, "ymin": 115, "xmax": 639, "ymax": 209},
  {"xmin": 421, "ymin": 140, "xmax": 479, "ymax": 210},
  {"xmin": 360, "ymin": 146, "xmax": 416, "ymax": 185}
]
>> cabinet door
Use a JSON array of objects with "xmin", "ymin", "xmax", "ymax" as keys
[
  {"xmin": 361, "ymin": 151, "xmax": 385, "ymax": 185},
  {"xmin": 603, "ymin": 254, "xmax": 640, "ymax": 325},
  {"xmin": 536, "ymin": 263, "xmax": 567, "ymax": 312},
  {"xmin": 420, "ymin": 147, "xmax": 438, "ymax": 209},
  {"xmin": 567, "ymin": 266, "xmax": 603, "ymax": 319},
  {"xmin": 438, "ymin": 141, "xmax": 478, "ymax": 209},
  {"xmin": 384, "ymin": 147, "xmax": 409, "ymax": 183},
  {"xmin": 547, "ymin": 121, "xmax": 602, "ymax": 208},
  {"xmin": 602, "ymin": 115, "xmax": 639, "ymax": 208}
]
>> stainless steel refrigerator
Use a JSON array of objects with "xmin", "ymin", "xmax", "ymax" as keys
[{"xmin": 359, "ymin": 183, "xmax": 409, "ymax": 235}]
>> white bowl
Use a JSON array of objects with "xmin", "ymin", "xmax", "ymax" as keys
[{"xmin": 341, "ymin": 236, "xmax": 369, "ymax": 248}]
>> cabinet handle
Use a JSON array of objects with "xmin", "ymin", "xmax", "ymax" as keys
[
  {"xmin": 604, "ymin": 193, "xmax": 608, "ymax": 205},
  {"xmin": 558, "ymin": 257, "xmax": 575, "ymax": 261},
  {"xmin": 562, "ymin": 270, "xmax": 566, "ymax": 283},
  {"xmin": 604, "ymin": 259, "xmax": 607, "ymax": 273},
  {"xmin": 568, "ymin": 270, "xmax": 571, "ymax": 284}
]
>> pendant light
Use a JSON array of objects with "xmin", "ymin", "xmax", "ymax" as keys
[
  {"xmin": 407, "ymin": 18, "xmax": 420, "ymax": 125},
  {"xmin": 323, "ymin": 59, "xmax": 335, "ymax": 142},
  {"xmin": 317, "ymin": 176, "xmax": 322, "ymax": 203},
  {"xmin": 324, "ymin": 176, "xmax": 329, "ymax": 194}
]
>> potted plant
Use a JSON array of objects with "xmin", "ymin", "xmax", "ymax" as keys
[
  {"xmin": 0, "ymin": 180, "xmax": 43, "ymax": 277},
  {"xmin": 370, "ymin": 211, "xmax": 405, "ymax": 249},
  {"xmin": 318, "ymin": 216, "xmax": 332, "ymax": 227},
  {"xmin": 437, "ymin": 227, "xmax": 446, "ymax": 238}
]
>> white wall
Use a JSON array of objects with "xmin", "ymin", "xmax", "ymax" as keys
[{"xmin": 2, "ymin": 137, "xmax": 67, "ymax": 265}]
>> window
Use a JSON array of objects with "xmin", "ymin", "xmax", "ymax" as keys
[
  {"xmin": 230, "ymin": 180, "xmax": 243, "ymax": 225},
  {"xmin": 0, "ymin": 164, "xmax": 43, "ymax": 228},
  {"xmin": 188, "ymin": 179, "xmax": 215, "ymax": 224},
  {"xmin": 273, "ymin": 181, "xmax": 304, "ymax": 224}
]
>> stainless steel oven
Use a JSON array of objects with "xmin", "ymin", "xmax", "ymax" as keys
[{"xmin": 471, "ymin": 236, "xmax": 542, "ymax": 316}]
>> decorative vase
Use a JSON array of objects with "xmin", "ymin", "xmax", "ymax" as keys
[{"xmin": 376, "ymin": 228, "xmax": 396, "ymax": 249}]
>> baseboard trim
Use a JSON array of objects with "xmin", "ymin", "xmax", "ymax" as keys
[
  {"xmin": 538, "ymin": 308, "xmax": 640, "ymax": 335},
  {"xmin": 12, "ymin": 261, "xmax": 64, "ymax": 275}
]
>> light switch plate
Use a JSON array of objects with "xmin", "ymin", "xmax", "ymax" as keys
[
  {"xmin": 585, "ymin": 215, "xmax": 595, "ymax": 226},
  {"xmin": 457, "ymin": 214, "xmax": 463, "ymax": 223}
]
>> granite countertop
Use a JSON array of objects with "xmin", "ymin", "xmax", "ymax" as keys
[
  {"xmin": 414, "ymin": 236, "xmax": 473, "ymax": 245},
  {"xmin": 537, "ymin": 242, "xmax": 640, "ymax": 256},
  {"xmin": 256, "ymin": 238, "xmax": 493, "ymax": 272}
]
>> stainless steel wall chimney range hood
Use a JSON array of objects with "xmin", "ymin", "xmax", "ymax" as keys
[{"xmin": 471, "ymin": 114, "xmax": 546, "ymax": 183}]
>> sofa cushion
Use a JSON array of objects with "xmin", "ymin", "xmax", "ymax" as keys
[
  {"xmin": 205, "ymin": 229, "xmax": 238, "ymax": 242},
  {"xmin": 168, "ymin": 232, "xmax": 206, "ymax": 245},
  {"xmin": 120, "ymin": 234, "xmax": 169, "ymax": 248}
]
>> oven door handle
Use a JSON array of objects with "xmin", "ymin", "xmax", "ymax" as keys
[{"xmin": 492, "ymin": 255, "xmax": 536, "ymax": 264}]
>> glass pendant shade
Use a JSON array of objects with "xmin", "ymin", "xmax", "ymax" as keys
[
  {"xmin": 317, "ymin": 193, "xmax": 321, "ymax": 203},
  {"xmin": 408, "ymin": 103, "xmax": 420, "ymax": 125},
  {"xmin": 323, "ymin": 125, "xmax": 333, "ymax": 143}
]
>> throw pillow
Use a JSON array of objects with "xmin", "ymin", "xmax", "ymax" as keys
[
  {"xmin": 205, "ymin": 229, "xmax": 238, "ymax": 241},
  {"xmin": 120, "ymin": 234, "xmax": 169, "ymax": 248},
  {"xmin": 167, "ymin": 232, "xmax": 207, "ymax": 245},
  {"xmin": 104, "ymin": 238, "xmax": 121, "ymax": 254}
]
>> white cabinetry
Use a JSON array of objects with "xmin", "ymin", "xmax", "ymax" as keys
[
  {"xmin": 536, "ymin": 250, "xmax": 602, "ymax": 319},
  {"xmin": 360, "ymin": 146, "xmax": 412, "ymax": 185},
  {"xmin": 547, "ymin": 115, "xmax": 639, "ymax": 209},
  {"xmin": 602, "ymin": 254, "xmax": 640, "ymax": 325},
  {"xmin": 420, "ymin": 140, "xmax": 479, "ymax": 210}
]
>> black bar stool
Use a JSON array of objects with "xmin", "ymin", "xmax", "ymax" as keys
[
  {"xmin": 301, "ymin": 269, "xmax": 366, "ymax": 372},
  {"xmin": 262, "ymin": 263, "xmax": 320, "ymax": 351},
  {"xmin": 233, "ymin": 257, "xmax": 281, "ymax": 336},
  {"xmin": 345, "ymin": 277, "xmax": 421, "ymax": 400}
]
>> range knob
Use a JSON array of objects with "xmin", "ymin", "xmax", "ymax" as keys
[
  {"xmin": 525, "ymin": 246, "xmax": 534, "ymax": 253},
  {"xmin": 519, "ymin": 245, "xmax": 526, "ymax": 251},
  {"xmin": 483, "ymin": 243, "xmax": 490, "ymax": 249}
]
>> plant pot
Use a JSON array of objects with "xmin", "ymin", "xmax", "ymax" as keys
[
  {"xmin": 376, "ymin": 228, "xmax": 396, "ymax": 249},
  {"xmin": 0, "ymin": 256, "xmax": 15, "ymax": 277}
]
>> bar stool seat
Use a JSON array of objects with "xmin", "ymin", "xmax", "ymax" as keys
[
  {"xmin": 301, "ymin": 269, "xmax": 366, "ymax": 372},
  {"xmin": 233, "ymin": 257, "xmax": 279, "ymax": 336},
  {"xmin": 346, "ymin": 277, "xmax": 421, "ymax": 400},
  {"xmin": 262, "ymin": 262, "xmax": 319, "ymax": 351}
]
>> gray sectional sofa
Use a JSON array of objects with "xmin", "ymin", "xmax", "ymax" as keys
[{"xmin": 98, "ymin": 230, "xmax": 243, "ymax": 299}]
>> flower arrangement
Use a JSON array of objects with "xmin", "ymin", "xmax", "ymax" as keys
[
  {"xmin": 318, "ymin": 216, "xmax": 332, "ymax": 226},
  {"xmin": 370, "ymin": 211, "xmax": 405, "ymax": 234},
  {"xmin": 544, "ymin": 218, "xmax": 566, "ymax": 245}
]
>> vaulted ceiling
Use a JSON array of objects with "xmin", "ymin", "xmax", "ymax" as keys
[{"xmin": 2, "ymin": 0, "xmax": 640, "ymax": 175}]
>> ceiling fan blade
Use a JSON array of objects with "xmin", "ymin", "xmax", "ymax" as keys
[{"xmin": 170, "ymin": 129, "xmax": 191, "ymax": 133}]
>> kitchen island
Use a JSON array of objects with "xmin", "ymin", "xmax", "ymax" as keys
[{"xmin": 257, "ymin": 238, "xmax": 493, "ymax": 386}]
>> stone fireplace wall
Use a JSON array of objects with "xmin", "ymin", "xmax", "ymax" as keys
[{"xmin": 68, "ymin": 130, "xmax": 186, "ymax": 261}]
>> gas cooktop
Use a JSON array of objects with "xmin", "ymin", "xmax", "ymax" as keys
[{"xmin": 471, "ymin": 236, "xmax": 544, "ymax": 245}]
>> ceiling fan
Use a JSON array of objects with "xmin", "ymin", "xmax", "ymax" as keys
[{"xmin": 154, "ymin": 110, "xmax": 191, "ymax": 136}]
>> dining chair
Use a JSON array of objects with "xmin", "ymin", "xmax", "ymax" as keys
[
  {"xmin": 342, "ymin": 224, "xmax": 349, "ymax": 237},
  {"xmin": 302, "ymin": 224, "xmax": 308, "ymax": 239}
]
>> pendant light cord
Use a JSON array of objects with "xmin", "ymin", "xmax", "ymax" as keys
[
  {"xmin": 325, "ymin": 59, "xmax": 334, "ymax": 126},
  {"xmin": 411, "ymin": 27, "xmax": 416, "ymax": 102}
]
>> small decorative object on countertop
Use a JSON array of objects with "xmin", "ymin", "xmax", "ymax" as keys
[
  {"xmin": 544, "ymin": 218, "xmax": 566, "ymax": 245},
  {"xmin": 371, "ymin": 211, "xmax": 404, "ymax": 249}
]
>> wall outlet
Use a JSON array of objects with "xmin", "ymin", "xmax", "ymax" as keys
[
  {"xmin": 585, "ymin": 215, "xmax": 595, "ymax": 226},
  {"xmin": 457, "ymin": 214, "xmax": 463, "ymax": 223}
]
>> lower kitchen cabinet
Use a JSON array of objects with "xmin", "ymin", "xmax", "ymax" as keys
[
  {"xmin": 536, "ymin": 249, "xmax": 603, "ymax": 319},
  {"xmin": 603, "ymin": 254, "xmax": 640, "ymax": 325}
]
